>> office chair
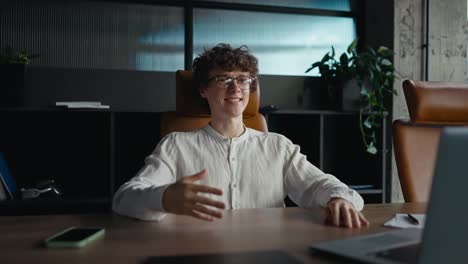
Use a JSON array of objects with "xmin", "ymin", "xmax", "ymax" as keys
[
  {"xmin": 160, "ymin": 70, "xmax": 268, "ymax": 138},
  {"xmin": 393, "ymin": 80, "xmax": 468, "ymax": 202}
]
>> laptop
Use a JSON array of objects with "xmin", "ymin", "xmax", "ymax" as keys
[{"xmin": 310, "ymin": 127, "xmax": 468, "ymax": 264}]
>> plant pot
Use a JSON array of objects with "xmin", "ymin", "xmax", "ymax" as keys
[
  {"xmin": 327, "ymin": 82, "xmax": 343, "ymax": 111},
  {"xmin": 341, "ymin": 79, "xmax": 361, "ymax": 111},
  {"xmin": 301, "ymin": 78, "xmax": 361, "ymax": 111},
  {"xmin": 301, "ymin": 78, "xmax": 335, "ymax": 110},
  {"xmin": 0, "ymin": 63, "xmax": 26, "ymax": 108}
]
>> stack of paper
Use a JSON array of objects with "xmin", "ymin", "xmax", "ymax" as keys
[
  {"xmin": 384, "ymin": 214, "xmax": 426, "ymax": 229},
  {"xmin": 55, "ymin": 101, "xmax": 110, "ymax": 109}
]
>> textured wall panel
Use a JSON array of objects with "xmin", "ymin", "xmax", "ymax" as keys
[
  {"xmin": 428, "ymin": 0, "xmax": 468, "ymax": 82},
  {"xmin": 0, "ymin": 0, "xmax": 184, "ymax": 71}
]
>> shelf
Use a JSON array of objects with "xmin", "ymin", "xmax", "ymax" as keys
[
  {"xmin": 266, "ymin": 110, "xmax": 388, "ymax": 203},
  {"xmin": 355, "ymin": 189, "xmax": 383, "ymax": 194},
  {"xmin": 267, "ymin": 109, "xmax": 388, "ymax": 116}
]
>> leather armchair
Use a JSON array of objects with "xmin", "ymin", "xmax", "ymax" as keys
[
  {"xmin": 393, "ymin": 80, "xmax": 468, "ymax": 202},
  {"xmin": 160, "ymin": 70, "xmax": 268, "ymax": 138}
]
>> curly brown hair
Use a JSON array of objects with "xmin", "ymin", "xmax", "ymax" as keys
[{"xmin": 192, "ymin": 43, "xmax": 259, "ymax": 92}]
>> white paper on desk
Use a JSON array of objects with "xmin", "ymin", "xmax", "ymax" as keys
[{"xmin": 383, "ymin": 214, "xmax": 426, "ymax": 229}]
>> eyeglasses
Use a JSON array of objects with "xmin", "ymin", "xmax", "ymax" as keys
[{"xmin": 208, "ymin": 75, "xmax": 256, "ymax": 90}]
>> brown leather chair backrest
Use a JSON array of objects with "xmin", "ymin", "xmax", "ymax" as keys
[
  {"xmin": 160, "ymin": 70, "xmax": 268, "ymax": 138},
  {"xmin": 393, "ymin": 80, "xmax": 468, "ymax": 202}
]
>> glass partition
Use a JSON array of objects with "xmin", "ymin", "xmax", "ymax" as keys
[{"xmin": 193, "ymin": 8, "xmax": 356, "ymax": 76}]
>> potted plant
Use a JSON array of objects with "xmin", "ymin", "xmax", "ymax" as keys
[
  {"xmin": 306, "ymin": 39, "xmax": 397, "ymax": 154},
  {"xmin": 0, "ymin": 46, "xmax": 36, "ymax": 107}
]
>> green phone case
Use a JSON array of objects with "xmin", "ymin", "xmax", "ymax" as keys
[{"xmin": 44, "ymin": 226, "xmax": 105, "ymax": 248}]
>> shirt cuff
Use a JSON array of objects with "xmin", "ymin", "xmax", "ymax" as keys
[
  {"xmin": 131, "ymin": 211, "xmax": 167, "ymax": 221},
  {"xmin": 147, "ymin": 183, "xmax": 172, "ymax": 213},
  {"xmin": 328, "ymin": 187, "xmax": 364, "ymax": 211}
]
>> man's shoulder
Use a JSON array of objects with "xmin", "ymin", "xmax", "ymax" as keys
[
  {"xmin": 247, "ymin": 128, "xmax": 291, "ymax": 143},
  {"xmin": 160, "ymin": 129, "xmax": 203, "ymax": 144}
]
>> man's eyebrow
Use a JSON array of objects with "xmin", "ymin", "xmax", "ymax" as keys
[{"xmin": 215, "ymin": 74, "xmax": 250, "ymax": 77}]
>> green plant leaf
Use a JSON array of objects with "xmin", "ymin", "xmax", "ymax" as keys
[
  {"xmin": 378, "ymin": 46, "xmax": 394, "ymax": 57},
  {"xmin": 364, "ymin": 118, "xmax": 372, "ymax": 129},
  {"xmin": 374, "ymin": 62, "xmax": 381, "ymax": 72},
  {"xmin": 368, "ymin": 47, "xmax": 376, "ymax": 56},
  {"xmin": 360, "ymin": 87, "xmax": 369, "ymax": 96},
  {"xmin": 369, "ymin": 68, "xmax": 374, "ymax": 80},
  {"xmin": 312, "ymin": 61, "xmax": 321, "ymax": 68},
  {"xmin": 319, "ymin": 65, "xmax": 331, "ymax": 78},
  {"xmin": 366, "ymin": 142, "xmax": 377, "ymax": 154},
  {"xmin": 339, "ymin": 53, "xmax": 348, "ymax": 68},
  {"xmin": 377, "ymin": 46, "xmax": 388, "ymax": 53},
  {"xmin": 0, "ymin": 46, "xmax": 36, "ymax": 64},
  {"xmin": 381, "ymin": 58, "xmax": 392, "ymax": 66},
  {"xmin": 305, "ymin": 62, "xmax": 322, "ymax": 73},
  {"xmin": 321, "ymin": 53, "xmax": 330, "ymax": 64},
  {"xmin": 347, "ymin": 38, "xmax": 358, "ymax": 53}
]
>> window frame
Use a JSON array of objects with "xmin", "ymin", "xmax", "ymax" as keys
[{"xmin": 95, "ymin": 0, "xmax": 363, "ymax": 70}]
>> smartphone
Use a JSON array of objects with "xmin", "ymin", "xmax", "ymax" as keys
[{"xmin": 44, "ymin": 227, "xmax": 105, "ymax": 248}]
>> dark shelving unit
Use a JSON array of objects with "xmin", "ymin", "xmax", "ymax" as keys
[
  {"xmin": 0, "ymin": 108, "xmax": 389, "ymax": 215},
  {"xmin": 266, "ymin": 110, "xmax": 388, "ymax": 203},
  {"xmin": 0, "ymin": 108, "xmax": 161, "ymax": 215}
]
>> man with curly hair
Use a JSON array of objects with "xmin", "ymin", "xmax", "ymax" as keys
[{"xmin": 113, "ymin": 43, "xmax": 369, "ymax": 228}]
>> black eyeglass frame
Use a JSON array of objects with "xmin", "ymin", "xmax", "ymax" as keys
[{"xmin": 207, "ymin": 75, "xmax": 257, "ymax": 90}]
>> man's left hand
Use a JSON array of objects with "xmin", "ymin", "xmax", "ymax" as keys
[{"xmin": 326, "ymin": 198, "xmax": 370, "ymax": 228}]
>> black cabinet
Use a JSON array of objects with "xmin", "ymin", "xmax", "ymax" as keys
[
  {"xmin": 267, "ymin": 110, "xmax": 389, "ymax": 203},
  {"xmin": 0, "ymin": 109, "xmax": 161, "ymax": 215}
]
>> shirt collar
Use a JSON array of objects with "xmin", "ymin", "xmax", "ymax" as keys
[{"xmin": 202, "ymin": 124, "xmax": 250, "ymax": 143}]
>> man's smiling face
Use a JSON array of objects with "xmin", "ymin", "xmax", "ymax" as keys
[{"xmin": 200, "ymin": 69, "xmax": 252, "ymax": 119}]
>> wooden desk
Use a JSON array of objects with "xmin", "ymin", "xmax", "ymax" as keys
[{"xmin": 0, "ymin": 203, "xmax": 426, "ymax": 264}]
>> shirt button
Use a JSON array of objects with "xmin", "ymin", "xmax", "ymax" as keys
[
  {"xmin": 231, "ymin": 157, "xmax": 236, "ymax": 162},
  {"xmin": 232, "ymin": 183, "xmax": 238, "ymax": 188}
]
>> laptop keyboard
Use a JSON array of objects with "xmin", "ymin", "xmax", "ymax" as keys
[
  {"xmin": 370, "ymin": 243, "xmax": 420, "ymax": 263},
  {"xmin": 360, "ymin": 233, "xmax": 414, "ymax": 246}
]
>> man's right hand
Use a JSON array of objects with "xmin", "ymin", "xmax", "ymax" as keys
[{"xmin": 162, "ymin": 169, "xmax": 225, "ymax": 221}]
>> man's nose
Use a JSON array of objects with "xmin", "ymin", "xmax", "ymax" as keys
[{"xmin": 227, "ymin": 80, "xmax": 241, "ymax": 92}]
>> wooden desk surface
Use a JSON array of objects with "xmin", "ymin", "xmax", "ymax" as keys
[{"xmin": 0, "ymin": 203, "xmax": 426, "ymax": 264}]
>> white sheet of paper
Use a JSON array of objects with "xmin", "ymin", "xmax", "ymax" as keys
[{"xmin": 383, "ymin": 213, "xmax": 426, "ymax": 229}]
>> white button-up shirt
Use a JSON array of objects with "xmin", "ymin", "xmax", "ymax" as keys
[{"xmin": 112, "ymin": 125, "xmax": 364, "ymax": 221}]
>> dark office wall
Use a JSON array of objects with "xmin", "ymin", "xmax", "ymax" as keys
[
  {"xmin": 363, "ymin": 0, "xmax": 394, "ymax": 50},
  {"xmin": 23, "ymin": 67, "xmax": 309, "ymax": 111},
  {"xmin": 24, "ymin": 67, "xmax": 176, "ymax": 112}
]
